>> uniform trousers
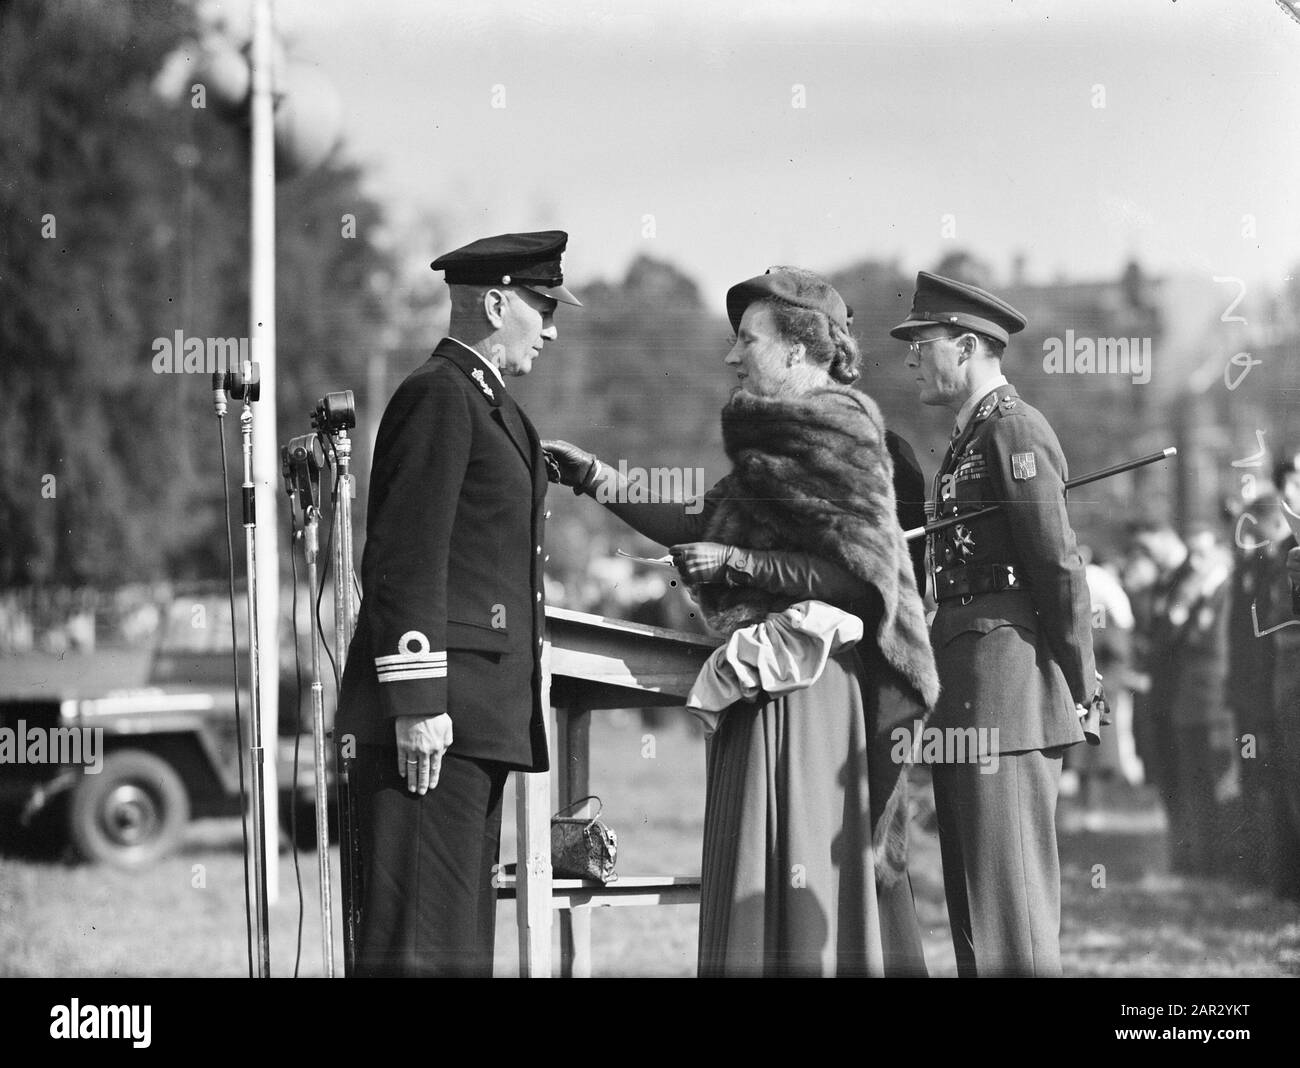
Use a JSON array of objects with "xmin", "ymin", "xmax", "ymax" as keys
[
  {"xmin": 1275, "ymin": 709, "xmax": 1300, "ymax": 899},
  {"xmin": 352, "ymin": 744, "xmax": 508, "ymax": 977},
  {"xmin": 1234, "ymin": 727, "xmax": 1283, "ymax": 887},
  {"xmin": 932, "ymin": 746, "xmax": 1065, "ymax": 977},
  {"xmin": 1161, "ymin": 725, "xmax": 1225, "ymax": 876}
]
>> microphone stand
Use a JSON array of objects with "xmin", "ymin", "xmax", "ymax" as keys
[
  {"xmin": 328, "ymin": 419, "xmax": 361, "ymax": 976},
  {"xmin": 331, "ymin": 424, "xmax": 358, "ymax": 683},
  {"xmin": 309, "ymin": 390, "xmax": 361, "ymax": 976},
  {"xmin": 283, "ymin": 438, "xmax": 335, "ymax": 976},
  {"xmin": 229, "ymin": 364, "xmax": 272, "ymax": 978}
]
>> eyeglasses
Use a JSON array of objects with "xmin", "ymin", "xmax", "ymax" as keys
[{"xmin": 907, "ymin": 333, "xmax": 969, "ymax": 356}]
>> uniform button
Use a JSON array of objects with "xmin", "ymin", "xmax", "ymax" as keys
[
  {"xmin": 544, "ymin": 554, "xmax": 550, "ymax": 563},
  {"xmin": 535, "ymin": 592, "xmax": 542, "ymax": 602},
  {"xmin": 544, "ymin": 510, "xmax": 552, "ymax": 520},
  {"xmin": 535, "ymin": 545, "xmax": 542, "ymax": 555}
]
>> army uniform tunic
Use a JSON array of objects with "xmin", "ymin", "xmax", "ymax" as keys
[
  {"xmin": 927, "ymin": 381, "xmax": 1096, "ymax": 977},
  {"xmin": 1229, "ymin": 535, "xmax": 1300, "ymax": 895}
]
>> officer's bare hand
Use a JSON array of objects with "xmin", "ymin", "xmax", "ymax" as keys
[
  {"xmin": 540, "ymin": 439, "xmax": 599, "ymax": 489},
  {"xmin": 395, "ymin": 713, "xmax": 453, "ymax": 795},
  {"xmin": 1288, "ymin": 545, "xmax": 1300, "ymax": 585},
  {"xmin": 670, "ymin": 542, "xmax": 734, "ymax": 585}
]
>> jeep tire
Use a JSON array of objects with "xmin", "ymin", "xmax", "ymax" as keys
[{"xmin": 68, "ymin": 749, "xmax": 190, "ymax": 867}]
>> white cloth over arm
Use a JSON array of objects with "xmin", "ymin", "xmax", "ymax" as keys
[{"xmin": 686, "ymin": 599, "xmax": 864, "ymax": 734}]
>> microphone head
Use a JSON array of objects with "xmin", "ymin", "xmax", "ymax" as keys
[
  {"xmin": 225, "ymin": 361, "xmax": 261, "ymax": 403},
  {"xmin": 211, "ymin": 371, "xmax": 228, "ymax": 416},
  {"xmin": 279, "ymin": 444, "xmax": 295, "ymax": 498}
]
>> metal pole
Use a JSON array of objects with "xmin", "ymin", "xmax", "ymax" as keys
[
  {"xmin": 301, "ymin": 506, "xmax": 335, "ymax": 976},
  {"xmin": 239, "ymin": 401, "xmax": 272, "ymax": 978},
  {"xmin": 334, "ymin": 429, "xmax": 358, "ymax": 656},
  {"xmin": 331, "ymin": 428, "xmax": 361, "ymax": 974},
  {"xmin": 249, "ymin": 0, "xmax": 280, "ymax": 907}
]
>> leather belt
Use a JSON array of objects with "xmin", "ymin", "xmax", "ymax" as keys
[{"xmin": 934, "ymin": 564, "xmax": 1029, "ymax": 604}]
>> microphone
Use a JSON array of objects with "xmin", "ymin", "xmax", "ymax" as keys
[{"xmin": 212, "ymin": 372, "xmax": 227, "ymax": 417}]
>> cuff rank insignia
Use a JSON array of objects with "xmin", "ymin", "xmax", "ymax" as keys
[{"xmin": 375, "ymin": 630, "xmax": 447, "ymax": 683}]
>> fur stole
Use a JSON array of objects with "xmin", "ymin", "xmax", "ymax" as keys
[
  {"xmin": 698, "ymin": 385, "xmax": 940, "ymax": 886},
  {"xmin": 699, "ymin": 386, "xmax": 939, "ymax": 708}
]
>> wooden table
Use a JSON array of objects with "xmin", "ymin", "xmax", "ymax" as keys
[{"xmin": 498, "ymin": 606, "xmax": 719, "ymax": 977}]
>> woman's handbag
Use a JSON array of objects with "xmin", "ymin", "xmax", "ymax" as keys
[{"xmin": 551, "ymin": 795, "xmax": 618, "ymax": 883}]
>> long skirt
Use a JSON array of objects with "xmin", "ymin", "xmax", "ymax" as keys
[{"xmin": 697, "ymin": 648, "xmax": 926, "ymax": 976}]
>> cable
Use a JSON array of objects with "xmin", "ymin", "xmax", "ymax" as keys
[
  {"xmin": 288, "ymin": 511, "xmax": 306, "ymax": 978},
  {"xmin": 216, "ymin": 408, "xmax": 255, "ymax": 979}
]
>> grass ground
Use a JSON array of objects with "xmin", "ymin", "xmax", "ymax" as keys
[{"xmin": 2, "ymin": 707, "xmax": 1298, "ymax": 977}]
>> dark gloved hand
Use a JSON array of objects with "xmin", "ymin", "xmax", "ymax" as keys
[
  {"xmin": 669, "ymin": 542, "xmax": 735, "ymax": 585},
  {"xmin": 541, "ymin": 439, "xmax": 601, "ymax": 495}
]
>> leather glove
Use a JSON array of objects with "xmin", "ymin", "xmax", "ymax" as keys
[
  {"xmin": 1079, "ymin": 671, "xmax": 1109, "ymax": 747},
  {"xmin": 541, "ymin": 439, "xmax": 601, "ymax": 495},
  {"xmin": 728, "ymin": 549, "xmax": 870, "ymax": 602},
  {"xmin": 669, "ymin": 542, "xmax": 735, "ymax": 585}
]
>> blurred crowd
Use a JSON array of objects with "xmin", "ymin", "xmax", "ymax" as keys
[{"xmin": 1068, "ymin": 456, "xmax": 1300, "ymax": 900}]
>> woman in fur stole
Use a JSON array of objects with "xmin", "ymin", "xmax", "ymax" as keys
[{"xmin": 544, "ymin": 267, "xmax": 939, "ymax": 976}]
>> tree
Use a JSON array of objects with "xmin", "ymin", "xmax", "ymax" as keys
[
  {"xmin": 0, "ymin": 0, "xmax": 398, "ymax": 586},
  {"xmin": 932, "ymin": 250, "xmax": 996, "ymax": 290}
]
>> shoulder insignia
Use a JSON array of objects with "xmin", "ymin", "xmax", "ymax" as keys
[
  {"xmin": 1011, "ymin": 451, "xmax": 1037, "ymax": 480},
  {"xmin": 375, "ymin": 630, "xmax": 447, "ymax": 683},
  {"xmin": 1000, "ymin": 395, "xmax": 1018, "ymax": 411},
  {"xmin": 471, "ymin": 367, "xmax": 495, "ymax": 400}
]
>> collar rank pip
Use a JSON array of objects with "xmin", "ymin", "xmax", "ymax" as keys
[{"xmin": 471, "ymin": 367, "xmax": 495, "ymax": 401}]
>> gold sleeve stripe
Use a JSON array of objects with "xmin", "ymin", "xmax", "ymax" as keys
[
  {"xmin": 375, "ymin": 651, "xmax": 447, "ymax": 666},
  {"xmin": 376, "ymin": 664, "xmax": 448, "ymax": 683}
]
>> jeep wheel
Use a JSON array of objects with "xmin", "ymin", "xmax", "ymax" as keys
[{"xmin": 68, "ymin": 750, "xmax": 190, "ymax": 867}]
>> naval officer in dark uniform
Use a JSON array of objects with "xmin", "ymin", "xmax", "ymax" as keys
[
  {"xmin": 894, "ymin": 271, "xmax": 1098, "ymax": 977},
  {"xmin": 338, "ymin": 231, "xmax": 580, "ymax": 976}
]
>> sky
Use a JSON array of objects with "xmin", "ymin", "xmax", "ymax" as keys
[{"xmin": 202, "ymin": 0, "xmax": 1300, "ymax": 315}]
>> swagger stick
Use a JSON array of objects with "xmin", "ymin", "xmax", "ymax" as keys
[{"xmin": 903, "ymin": 447, "xmax": 1178, "ymax": 542}]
